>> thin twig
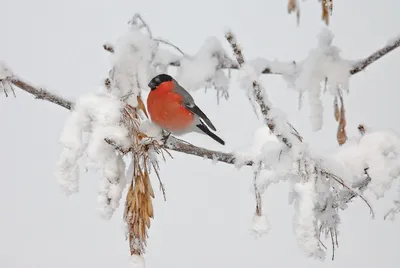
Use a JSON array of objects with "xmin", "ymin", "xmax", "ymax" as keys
[
  {"xmin": 322, "ymin": 171, "xmax": 375, "ymax": 218},
  {"xmin": 128, "ymin": 14, "xmax": 153, "ymax": 38},
  {"xmin": 154, "ymin": 38, "xmax": 186, "ymax": 56},
  {"xmin": 11, "ymin": 77, "xmax": 73, "ymax": 110}
]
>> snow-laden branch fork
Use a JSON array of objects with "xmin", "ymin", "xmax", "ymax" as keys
[
  {"xmin": 164, "ymin": 34, "xmax": 400, "ymax": 77},
  {"xmin": 2, "ymin": 13, "xmax": 400, "ymax": 263}
]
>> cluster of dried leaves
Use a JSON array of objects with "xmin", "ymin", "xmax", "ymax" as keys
[
  {"xmin": 108, "ymin": 97, "xmax": 169, "ymax": 256},
  {"xmin": 288, "ymin": 0, "xmax": 333, "ymax": 25}
]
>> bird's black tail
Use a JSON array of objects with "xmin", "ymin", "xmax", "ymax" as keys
[{"xmin": 196, "ymin": 123, "xmax": 225, "ymax": 146}]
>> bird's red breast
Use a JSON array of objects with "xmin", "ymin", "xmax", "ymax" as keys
[{"xmin": 147, "ymin": 81, "xmax": 194, "ymax": 132}]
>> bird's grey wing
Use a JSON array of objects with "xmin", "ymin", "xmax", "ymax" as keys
[{"xmin": 173, "ymin": 82, "xmax": 217, "ymax": 131}]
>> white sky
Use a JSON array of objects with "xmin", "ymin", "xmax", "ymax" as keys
[{"xmin": 1, "ymin": 0, "xmax": 400, "ymax": 267}]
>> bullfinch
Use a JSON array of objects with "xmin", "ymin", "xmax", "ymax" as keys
[{"xmin": 147, "ymin": 74, "xmax": 225, "ymax": 146}]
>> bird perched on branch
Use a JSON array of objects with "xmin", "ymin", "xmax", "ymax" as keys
[{"xmin": 147, "ymin": 74, "xmax": 225, "ymax": 145}]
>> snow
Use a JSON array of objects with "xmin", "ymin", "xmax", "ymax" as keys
[
  {"xmin": 55, "ymin": 90, "xmax": 131, "ymax": 219},
  {"xmin": 237, "ymin": 58, "xmax": 302, "ymax": 148},
  {"xmin": 245, "ymin": 57, "xmax": 296, "ymax": 77},
  {"xmin": 386, "ymin": 33, "xmax": 400, "ymax": 46},
  {"xmin": 234, "ymin": 122, "xmax": 400, "ymax": 259},
  {"xmin": 47, "ymin": 12, "xmax": 400, "ymax": 265},
  {"xmin": 331, "ymin": 130, "xmax": 400, "ymax": 198},
  {"xmin": 292, "ymin": 161, "xmax": 325, "ymax": 260},
  {"xmin": 293, "ymin": 28, "xmax": 353, "ymax": 131},
  {"xmin": 130, "ymin": 254, "xmax": 146, "ymax": 268},
  {"xmin": 0, "ymin": 61, "xmax": 12, "ymax": 80},
  {"xmin": 176, "ymin": 37, "xmax": 230, "ymax": 96},
  {"xmin": 251, "ymin": 214, "xmax": 271, "ymax": 236},
  {"xmin": 138, "ymin": 120, "xmax": 163, "ymax": 140},
  {"xmin": 109, "ymin": 26, "xmax": 158, "ymax": 106},
  {"xmin": 240, "ymin": 28, "xmax": 354, "ymax": 132}
]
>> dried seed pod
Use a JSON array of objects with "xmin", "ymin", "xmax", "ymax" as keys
[
  {"xmin": 337, "ymin": 100, "xmax": 347, "ymax": 145},
  {"xmin": 358, "ymin": 124, "xmax": 366, "ymax": 135},
  {"xmin": 334, "ymin": 96, "xmax": 340, "ymax": 122},
  {"xmin": 137, "ymin": 95, "xmax": 149, "ymax": 119},
  {"xmin": 147, "ymin": 198, "xmax": 154, "ymax": 219},
  {"xmin": 322, "ymin": 0, "xmax": 333, "ymax": 25}
]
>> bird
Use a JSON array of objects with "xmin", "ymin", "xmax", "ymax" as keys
[{"xmin": 146, "ymin": 74, "xmax": 225, "ymax": 146}]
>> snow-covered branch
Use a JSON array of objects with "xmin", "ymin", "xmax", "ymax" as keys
[
  {"xmin": 350, "ymin": 35, "xmax": 400, "ymax": 75},
  {"xmin": 5, "ymin": 73, "xmax": 383, "ymax": 219},
  {"xmin": 225, "ymin": 30, "xmax": 302, "ymax": 148},
  {"xmin": 153, "ymin": 33, "xmax": 400, "ymax": 78},
  {"xmin": 5, "ymin": 75, "xmax": 245, "ymax": 166}
]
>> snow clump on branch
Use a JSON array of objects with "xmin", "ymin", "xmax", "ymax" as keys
[
  {"xmin": 234, "ymin": 125, "xmax": 400, "ymax": 259},
  {"xmin": 55, "ymin": 90, "xmax": 131, "ymax": 220},
  {"xmin": 176, "ymin": 36, "xmax": 230, "ymax": 100}
]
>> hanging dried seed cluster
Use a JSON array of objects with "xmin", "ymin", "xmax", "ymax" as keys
[
  {"xmin": 321, "ymin": 0, "xmax": 333, "ymax": 25},
  {"xmin": 288, "ymin": 0, "xmax": 333, "ymax": 25},
  {"xmin": 122, "ymin": 97, "xmax": 168, "ymax": 255},
  {"xmin": 287, "ymin": 0, "xmax": 300, "ymax": 25}
]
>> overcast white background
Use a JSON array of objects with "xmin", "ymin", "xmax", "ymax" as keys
[{"xmin": 1, "ymin": 0, "xmax": 400, "ymax": 267}]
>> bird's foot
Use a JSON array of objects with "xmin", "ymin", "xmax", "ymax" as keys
[{"xmin": 161, "ymin": 131, "xmax": 172, "ymax": 144}]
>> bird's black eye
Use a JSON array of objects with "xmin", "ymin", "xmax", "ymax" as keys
[{"xmin": 148, "ymin": 74, "xmax": 173, "ymax": 90}]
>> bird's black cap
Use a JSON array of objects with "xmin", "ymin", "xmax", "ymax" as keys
[{"xmin": 148, "ymin": 74, "xmax": 173, "ymax": 90}]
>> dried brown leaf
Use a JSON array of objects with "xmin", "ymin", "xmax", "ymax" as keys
[
  {"xmin": 287, "ymin": 0, "xmax": 300, "ymax": 24},
  {"xmin": 288, "ymin": 0, "xmax": 296, "ymax": 13},
  {"xmin": 358, "ymin": 124, "xmax": 366, "ymax": 136},
  {"xmin": 337, "ymin": 99, "xmax": 347, "ymax": 145},
  {"xmin": 334, "ymin": 96, "xmax": 339, "ymax": 122},
  {"xmin": 137, "ymin": 95, "xmax": 149, "ymax": 119},
  {"xmin": 147, "ymin": 198, "xmax": 154, "ymax": 218},
  {"xmin": 144, "ymin": 211, "xmax": 151, "ymax": 228},
  {"xmin": 322, "ymin": 0, "xmax": 333, "ymax": 26}
]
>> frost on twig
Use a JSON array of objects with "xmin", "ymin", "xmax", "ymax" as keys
[
  {"xmin": 0, "ymin": 61, "xmax": 16, "ymax": 97},
  {"xmin": 225, "ymin": 30, "xmax": 302, "ymax": 149},
  {"xmin": 292, "ymin": 159, "xmax": 325, "ymax": 260}
]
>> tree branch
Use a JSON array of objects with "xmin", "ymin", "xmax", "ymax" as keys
[
  {"xmin": 165, "ymin": 138, "xmax": 254, "ymax": 166},
  {"xmin": 168, "ymin": 35, "xmax": 400, "ymax": 76},
  {"xmin": 11, "ymin": 77, "xmax": 73, "ymax": 110},
  {"xmin": 8, "ymin": 76, "xmax": 246, "ymax": 166},
  {"xmin": 6, "ymin": 28, "xmax": 394, "ymax": 208},
  {"xmin": 102, "ymin": 30, "xmax": 400, "ymax": 77},
  {"xmin": 350, "ymin": 36, "xmax": 400, "ymax": 75},
  {"xmin": 224, "ymin": 31, "xmax": 299, "ymax": 148}
]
